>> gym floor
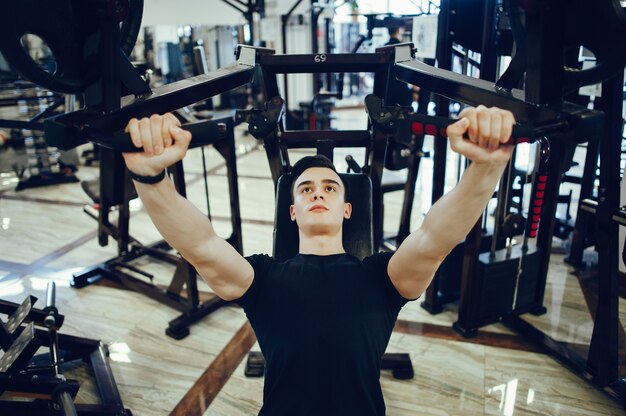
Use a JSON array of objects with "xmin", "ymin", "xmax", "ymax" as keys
[{"xmin": 1, "ymin": 108, "xmax": 624, "ymax": 415}]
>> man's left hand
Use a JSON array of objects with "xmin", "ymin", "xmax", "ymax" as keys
[{"xmin": 446, "ymin": 105, "xmax": 515, "ymax": 166}]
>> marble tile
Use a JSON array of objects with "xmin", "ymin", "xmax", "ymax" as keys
[
  {"xmin": 47, "ymin": 284, "xmax": 160, "ymax": 342},
  {"xmin": 0, "ymin": 275, "xmax": 30, "ymax": 303},
  {"xmin": 398, "ymin": 298, "xmax": 463, "ymax": 328},
  {"xmin": 212, "ymin": 330, "xmax": 626, "ymax": 416},
  {"xmin": 398, "ymin": 299, "xmax": 518, "ymax": 337},
  {"xmin": 484, "ymin": 346, "xmax": 625, "ymax": 416},
  {"xmin": 0, "ymin": 198, "xmax": 96, "ymax": 264},
  {"xmin": 0, "ymin": 272, "xmax": 79, "ymax": 311},
  {"xmin": 212, "ymin": 334, "xmax": 487, "ymax": 416},
  {"xmin": 107, "ymin": 306, "xmax": 249, "ymax": 414},
  {"xmin": 206, "ymin": 352, "xmax": 264, "ymax": 416},
  {"xmin": 0, "ymin": 271, "xmax": 243, "ymax": 410},
  {"xmin": 205, "ymin": 356, "xmax": 265, "ymax": 416},
  {"xmin": 1, "ymin": 164, "xmax": 99, "ymax": 205},
  {"xmin": 518, "ymin": 253, "xmax": 595, "ymax": 346},
  {"xmin": 0, "ymin": 171, "xmax": 20, "ymax": 193},
  {"xmin": 44, "ymin": 236, "xmax": 127, "ymax": 273},
  {"xmin": 382, "ymin": 333, "xmax": 486, "ymax": 416}
]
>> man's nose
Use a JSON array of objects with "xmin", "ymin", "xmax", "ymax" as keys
[{"xmin": 312, "ymin": 191, "xmax": 324, "ymax": 200}]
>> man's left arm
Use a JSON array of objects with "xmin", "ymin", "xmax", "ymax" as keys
[{"xmin": 387, "ymin": 106, "xmax": 516, "ymax": 300}]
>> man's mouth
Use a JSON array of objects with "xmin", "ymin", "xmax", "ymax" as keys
[{"xmin": 309, "ymin": 205, "xmax": 328, "ymax": 212}]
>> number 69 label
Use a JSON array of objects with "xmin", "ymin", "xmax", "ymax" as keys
[{"xmin": 314, "ymin": 54, "xmax": 327, "ymax": 63}]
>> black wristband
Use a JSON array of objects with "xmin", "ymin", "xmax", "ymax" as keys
[{"xmin": 128, "ymin": 169, "xmax": 166, "ymax": 184}]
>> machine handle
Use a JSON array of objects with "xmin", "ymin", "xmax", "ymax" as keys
[
  {"xmin": 407, "ymin": 113, "xmax": 534, "ymax": 145},
  {"xmin": 91, "ymin": 121, "xmax": 229, "ymax": 152}
]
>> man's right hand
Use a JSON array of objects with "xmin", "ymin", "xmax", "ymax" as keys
[{"xmin": 122, "ymin": 113, "xmax": 192, "ymax": 176}]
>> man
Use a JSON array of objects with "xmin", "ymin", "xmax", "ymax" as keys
[
  {"xmin": 122, "ymin": 105, "xmax": 515, "ymax": 415},
  {"xmin": 384, "ymin": 25, "xmax": 420, "ymax": 106}
]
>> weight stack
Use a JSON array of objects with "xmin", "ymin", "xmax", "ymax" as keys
[{"xmin": 456, "ymin": 243, "xmax": 543, "ymax": 335}]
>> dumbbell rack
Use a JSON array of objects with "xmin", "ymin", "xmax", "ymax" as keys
[
  {"xmin": 0, "ymin": 284, "xmax": 131, "ymax": 415},
  {"xmin": 14, "ymin": 129, "xmax": 79, "ymax": 192}
]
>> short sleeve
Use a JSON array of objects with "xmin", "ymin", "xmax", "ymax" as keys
[
  {"xmin": 232, "ymin": 254, "xmax": 273, "ymax": 315},
  {"xmin": 364, "ymin": 251, "xmax": 418, "ymax": 309}
]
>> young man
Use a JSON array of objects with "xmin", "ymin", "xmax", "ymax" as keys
[
  {"xmin": 384, "ymin": 25, "xmax": 420, "ymax": 106},
  {"xmin": 122, "ymin": 106, "xmax": 515, "ymax": 415}
]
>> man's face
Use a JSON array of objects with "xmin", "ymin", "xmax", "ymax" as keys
[{"xmin": 290, "ymin": 167, "xmax": 352, "ymax": 235}]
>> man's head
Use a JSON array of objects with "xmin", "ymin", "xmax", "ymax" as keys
[
  {"xmin": 388, "ymin": 26, "xmax": 405, "ymax": 39},
  {"xmin": 290, "ymin": 155, "xmax": 349, "ymax": 203},
  {"xmin": 289, "ymin": 155, "xmax": 352, "ymax": 235}
]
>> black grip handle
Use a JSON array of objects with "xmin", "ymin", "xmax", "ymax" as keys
[
  {"xmin": 92, "ymin": 121, "xmax": 230, "ymax": 152},
  {"xmin": 407, "ymin": 113, "xmax": 534, "ymax": 145}
]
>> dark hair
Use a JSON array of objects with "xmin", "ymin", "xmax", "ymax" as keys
[
  {"xmin": 388, "ymin": 26, "xmax": 401, "ymax": 37},
  {"xmin": 290, "ymin": 155, "xmax": 350, "ymax": 203}
]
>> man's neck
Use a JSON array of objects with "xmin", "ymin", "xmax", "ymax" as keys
[{"xmin": 298, "ymin": 233, "xmax": 345, "ymax": 256}]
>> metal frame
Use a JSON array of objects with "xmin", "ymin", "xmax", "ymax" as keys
[
  {"xmin": 44, "ymin": 46, "xmax": 264, "ymax": 150},
  {"xmin": 0, "ymin": 298, "xmax": 130, "ymax": 415},
  {"xmin": 387, "ymin": 7, "xmax": 622, "ymax": 402},
  {"xmin": 256, "ymin": 49, "xmax": 394, "ymax": 248}
]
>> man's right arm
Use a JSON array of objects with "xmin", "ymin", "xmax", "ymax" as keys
[{"xmin": 123, "ymin": 113, "xmax": 253, "ymax": 301}]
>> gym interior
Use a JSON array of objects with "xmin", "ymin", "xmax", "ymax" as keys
[{"xmin": 1, "ymin": 0, "xmax": 626, "ymax": 415}]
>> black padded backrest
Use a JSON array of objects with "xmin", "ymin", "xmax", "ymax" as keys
[{"xmin": 273, "ymin": 173, "xmax": 373, "ymax": 261}]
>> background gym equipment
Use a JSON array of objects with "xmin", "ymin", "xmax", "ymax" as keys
[
  {"xmin": 0, "ymin": 0, "xmax": 144, "ymax": 94},
  {"xmin": 0, "ymin": 282, "xmax": 131, "ymax": 415},
  {"xmin": 393, "ymin": 0, "xmax": 626, "ymax": 403},
  {"xmin": 0, "ymin": 1, "xmax": 259, "ymax": 340},
  {"xmin": 13, "ymin": 129, "xmax": 78, "ymax": 191},
  {"xmin": 394, "ymin": 35, "xmax": 602, "ymax": 330},
  {"xmin": 72, "ymin": 115, "xmax": 244, "ymax": 340},
  {"xmin": 0, "ymin": 83, "xmax": 78, "ymax": 191},
  {"xmin": 365, "ymin": 93, "xmax": 528, "ymax": 251}
]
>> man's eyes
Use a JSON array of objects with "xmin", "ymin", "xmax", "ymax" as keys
[{"xmin": 299, "ymin": 185, "xmax": 337, "ymax": 193}]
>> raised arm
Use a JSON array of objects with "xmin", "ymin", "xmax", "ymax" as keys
[
  {"xmin": 388, "ymin": 106, "xmax": 515, "ymax": 300},
  {"xmin": 122, "ymin": 113, "xmax": 253, "ymax": 301}
]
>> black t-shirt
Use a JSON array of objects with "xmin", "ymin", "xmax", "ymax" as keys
[
  {"xmin": 234, "ymin": 252, "xmax": 412, "ymax": 416},
  {"xmin": 384, "ymin": 37, "xmax": 413, "ymax": 106}
]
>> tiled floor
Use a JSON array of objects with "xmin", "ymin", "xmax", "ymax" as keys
[{"xmin": 1, "ymin": 109, "xmax": 624, "ymax": 415}]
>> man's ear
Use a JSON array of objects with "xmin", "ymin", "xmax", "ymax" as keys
[
  {"xmin": 344, "ymin": 202, "xmax": 352, "ymax": 219},
  {"xmin": 290, "ymin": 204, "xmax": 296, "ymax": 221}
]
